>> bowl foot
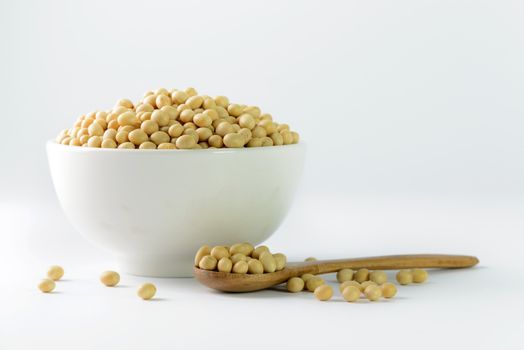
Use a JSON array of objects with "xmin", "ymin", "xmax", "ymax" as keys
[{"xmin": 117, "ymin": 254, "xmax": 193, "ymax": 277}]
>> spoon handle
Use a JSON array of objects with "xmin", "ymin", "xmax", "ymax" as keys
[{"xmin": 297, "ymin": 254, "xmax": 479, "ymax": 275}]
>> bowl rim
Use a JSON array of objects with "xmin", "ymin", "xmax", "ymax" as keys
[{"xmin": 47, "ymin": 140, "xmax": 305, "ymax": 154}]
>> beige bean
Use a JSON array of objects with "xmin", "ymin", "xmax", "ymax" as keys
[
  {"xmin": 287, "ymin": 277, "xmax": 304, "ymax": 292},
  {"xmin": 187, "ymin": 95, "xmax": 204, "ymax": 109},
  {"xmin": 247, "ymin": 259, "xmax": 264, "ymax": 274},
  {"xmin": 117, "ymin": 111, "xmax": 138, "ymax": 126},
  {"xmin": 151, "ymin": 110, "xmax": 169, "ymax": 127},
  {"xmin": 355, "ymin": 268, "xmax": 370, "ymax": 283},
  {"xmin": 38, "ymin": 279, "xmax": 55, "ymax": 293},
  {"xmin": 252, "ymin": 126, "xmax": 267, "ymax": 138},
  {"xmin": 247, "ymin": 138, "xmax": 263, "ymax": 147},
  {"xmin": 360, "ymin": 281, "xmax": 378, "ymax": 292},
  {"xmin": 364, "ymin": 285, "xmax": 382, "ymax": 301},
  {"xmin": 172, "ymin": 90, "xmax": 188, "ymax": 104},
  {"xmin": 103, "ymin": 129, "xmax": 117, "ymax": 140},
  {"xmin": 100, "ymin": 271, "xmax": 120, "ymax": 287},
  {"xmin": 139, "ymin": 141, "xmax": 156, "ymax": 149},
  {"xmin": 231, "ymin": 253, "xmax": 247, "ymax": 264},
  {"xmin": 342, "ymin": 286, "xmax": 361, "ymax": 302},
  {"xmin": 270, "ymin": 132, "xmax": 284, "ymax": 146},
  {"xmin": 252, "ymin": 246, "xmax": 270, "ymax": 259},
  {"xmin": 238, "ymin": 114, "xmax": 255, "ymax": 129},
  {"xmin": 214, "ymin": 96, "xmax": 229, "ymax": 108},
  {"xmin": 301, "ymin": 274, "xmax": 316, "ymax": 284},
  {"xmin": 179, "ymin": 109, "xmax": 195, "ymax": 123},
  {"xmin": 87, "ymin": 136, "xmax": 102, "ymax": 148},
  {"xmin": 137, "ymin": 283, "xmax": 156, "ymax": 300},
  {"xmin": 229, "ymin": 243, "xmax": 254, "ymax": 256},
  {"xmin": 118, "ymin": 142, "xmax": 135, "ymax": 149},
  {"xmin": 238, "ymin": 128, "xmax": 252, "ymax": 143},
  {"xmin": 47, "ymin": 265, "xmax": 64, "ymax": 281},
  {"xmin": 176, "ymin": 135, "xmax": 197, "ymax": 149},
  {"xmin": 194, "ymin": 245, "xmax": 211, "ymax": 266},
  {"xmin": 161, "ymin": 105, "xmax": 178, "ymax": 120},
  {"xmin": 339, "ymin": 280, "xmax": 361, "ymax": 293},
  {"xmin": 115, "ymin": 131, "xmax": 129, "ymax": 144},
  {"xmin": 412, "ymin": 269, "xmax": 428, "ymax": 283},
  {"xmin": 150, "ymin": 131, "xmax": 170, "ymax": 145},
  {"xmin": 215, "ymin": 122, "xmax": 234, "ymax": 137},
  {"xmin": 128, "ymin": 129, "xmax": 148, "ymax": 145},
  {"xmin": 261, "ymin": 137, "xmax": 273, "ymax": 147},
  {"xmin": 227, "ymin": 104, "xmax": 243, "ymax": 117},
  {"xmin": 306, "ymin": 276, "xmax": 324, "ymax": 292},
  {"xmin": 370, "ymin": 270, "xmax": 388, "ymax": 285},
  {"xmin": 141, "ymin": 120, "xmax": 159, "ymax": 135},
  {"xmin": 210, "ymin": 246, "xmax": 230, "ymax": 260},
  {"xmin": 101, "ymin": 139, "xmax": 117, "ymax": 148},
  {"xmin": 381, "ymin": 282, "xmax": 397, "ymax": 298},
  {"xmin": 88, "ymin": 122, "xmax": 104, "ymax": 136},
  {"xmin": 158, "ymin": 142, "xmax": 176, "ymax": 149},
  {"xmin": 168, "ymin": 124, "xmax": 184, "ymax": 138},
  {"xmin": 217, "ymin": 257, "xmax": 233, "ymax": 273},
  {"xmin": 232, "ymin": 260, "xmax": 248, "ymax": 274},
  {"xmin": 193, "ymin": 113, "xmax": 212, "ymax": 127},
  {"xmin": 196, "ymin": 127, "xmax": 213, "ymax": 142},
  {"xmin": 156, "ymin": 94, "xmax": 171, "ymax": 108},
  {"xmin": 258, "ymin": 251, "xmax": 277, "ymax": 273},
  {"xmin": 208, "ymin": 135, "xmax": 223, "ymax": 148},
  {"xmin": 336, "ymin": 269, "xmax": 354, "ymax": 283},
  {"xmin": 314, "ymin": 285, "xmax": 333, "ymax": 301},
  {"xmin": 273, "ymin": 253, "xmax": 287, "ymax": 271},
  {"xmin": 198, "ymin": 255, "xmax": 217, "ymax": 270},
  {"xmin": 223, "ymin": 133, "xmax": 245, "ymax": 148},
  {"xmin": 396, "ymin": 270, "xmax": 413, "ymax": 285}
]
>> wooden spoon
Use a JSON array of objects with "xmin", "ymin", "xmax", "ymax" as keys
[{"xmin": 194, "ymin": 254, "xmax": 479, "ymax": 292}]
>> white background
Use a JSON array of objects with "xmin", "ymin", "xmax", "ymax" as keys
[{"xmin": 0, "ymin": 0, "xmax": 523, "ymax": 349}]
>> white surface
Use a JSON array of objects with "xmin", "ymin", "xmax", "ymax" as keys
[
  {"xmin": 1, "ymin": 196, "xmax": 523, "ymax": 349},
  {"xmin": 1, "ymin": 0, "xmax": 523, "ymax": 348},
  {"xmin": 47, "ymin": 141, "xmax": 305, "ymax": 276}
]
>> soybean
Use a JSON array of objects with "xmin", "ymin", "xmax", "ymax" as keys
[
  {"xmin": 369, "ymin": 270, "xmax": 388, "ymax": 285},
  {"xmin": 47, "ymin": 265, "xmax": 64, "ymax": 281},
  {"xmin": 412, "ymin": 269, "xmax": 428, "ymax": 283},
  {"xmin": 396, "ymin": 269, "xmax": 413, "ymax": 285},
  {"xmin": 381, "ymin": 282, "xmax": 397, "ymax": 298},
  {"xmin": 38, "ymin": 279, "xmax": 56, "ymax": 293},
  {"xmin": 336, "ymin": 269, "xmax": 354, "ymax": 283},
  {"xmin": 306, "ymin": 276, "xmax": 324, "ymax": 292},
  {"xmin": 355, "ymin": 268, "xmax": 370, "ymax": 283},
  {"xmin": 364, "ymin": 285, "xmax": 382, "ymax": 301},
  {"xmin": 100, "ymin": 271, "xmax": 120, "ymax": 287},
  {"xmin": 314, "ymin": 285, "xmax": 333, "ymax": 301},
  {"xmin": 199, "ymin": 255, "xmax": 217, "ymax": 271},
  {"xmin": 342, "ymin": 286, "xmax": 361, "ymax": 302},
  {"xmin": 217, "ymin": 257, "xmax": 233, "ymax": 273},
  {"xmin": 287, "ymin": 277, "xmax": 305, "ymax": 292},
  {"xmin": 137, "ymin": 283, "xmax": 156, "ymax": 300},
  {"xmin": 339, "ymin": 280, "xmax": 361, "ymax": 293}
]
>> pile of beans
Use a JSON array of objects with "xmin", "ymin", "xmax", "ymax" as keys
[
  {"xmin": 288, "ymin": 265, "xmax": 428, "ymax": 302},
  {"xmin": 55, "ymin": 87, "xmax": 300, "ymax": 150},
  {"xmin": 334, "ymin": 268, "xmax": 398, "ymax": 302},
  {"xmin": 194, "ymin": 243, "xmax": 287, "ymax": 274},
  {"xmin": 37, "ymin": 265, "xmax": 157, "ymax": 300}
]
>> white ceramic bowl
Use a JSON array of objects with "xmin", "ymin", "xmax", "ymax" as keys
[{"xmin": 47, "ymin": 141, "xmax": 305, "ymax": 277}]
